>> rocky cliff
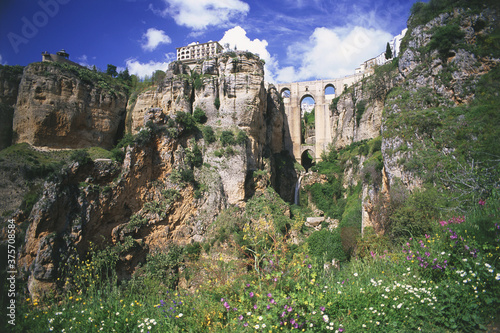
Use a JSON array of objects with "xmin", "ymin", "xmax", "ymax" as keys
[
  {"xmin": 0, "ymin": 65, "xmax": 23, "ymax": 150},
  {"xmin": 13, "ymin": 52, "xmax": 293, "ymax": 298},
  {"xmin": 13, "ymin": 62, "xmax": 128, "ymax": 149}
]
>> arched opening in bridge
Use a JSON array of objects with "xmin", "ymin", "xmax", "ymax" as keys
[
  {"xmin": 301, "ymin": 149, "xmax": 315, "ymax": 172},
  {"xmin": 281, "ymin": 88, "xmax": 291, "ymax": 101},
  {"xmin": 325, "ymin": 84, "xmax": 336, "ymax": 97},
  {"xmin": 300, "ymin": 95, "xmax": 315, "ymax": 144}
]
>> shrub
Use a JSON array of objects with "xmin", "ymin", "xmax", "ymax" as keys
[
  {"xmin": 307, "ymin": 228, "xmax": 346, "ymax": 262},
  {"xmin": 175, "ymin": 111, "xmax": 196, "ymax": 132},
  {"xmin": 428, "ymin": 25, "xmax": 465, "ymax": 61},
  {"xmin": 70, "ymin": 150, "xmax": 91, "ymax": 165},
  {"xmin": 202, "ymin": 126, "xmax": 216, "ymax": 144},
  {"xmin": 236, "ymin": 130, "xmax": 248, "ymax": 145},
  {"xmin": 220, "ymin": 131, "xmax": 235, "ymax": 146},
  {"xmin": 214, "ymin": 97, "xmax": 220, "ymax": 110},
  {"xmin": 186, "ymin": 143, "xmax": 203, "ymax": 168},
  {"xmin": 193, "ymin": 107, "xmax": 207, "ymax": 124}
]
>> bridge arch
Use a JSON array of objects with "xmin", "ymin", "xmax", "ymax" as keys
[
  {"xmin": 300, "ymin": 148, "xmax": 316, "ymax": 171},
  {"xmin": 324, "ymin": 84, "xmax": 336, "ymax": 97},
  {"xmin": 280, "ymin": 88, "xmax": 291, "ymax": 100}
]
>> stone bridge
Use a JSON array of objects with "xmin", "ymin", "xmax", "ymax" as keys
[{"xmin": 276, "ymin": 72, "xmax": 366, "ymax": 166}]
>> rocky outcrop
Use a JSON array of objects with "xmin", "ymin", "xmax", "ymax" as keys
[
  {"xmin": 0, "ymin": 65, "xmax": 23, "ymax": 150},
  {"xmin": 13, "ymin": 62, "xmax": 128, "ymax": 149},
  {"xmin": 130, "ymin": 61, "xmax": 193, "ymax": 132}
]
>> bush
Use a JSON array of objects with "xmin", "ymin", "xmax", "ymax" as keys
[
  {"xmin": 193, "ymin": 107, "xmax": 207, "ymax": 124},
  {"xmin": 70, "ymin": 150, "xmax": 91, "ymax": 165},
  {"xmin": 186, "ymin": 143, "xmax": 203, "ymax": 168},
  {"xmin": 214, "ymin": 97, "xmax": 220, "ymax": 110},
  {"xmin": 307, "ymin": 228, "xmax": 346, "ymax": 262},
  {"xmin": 428, "ymin": 25, "xmax": 465, "ymax": 61},
  {"xmin": 236, "ymin": 130, "xmax": 248, "ymax": 145},
  {"xmin": 202, "ymin": 126, "xmax": 216, "ymax": 144},
  {"xmin": 220, "ymin": 131, "xmax": 235, "ymax": 146},
  {"xmin": 175, "ymin": 111, "xmax": 196, "ymax": 132}
]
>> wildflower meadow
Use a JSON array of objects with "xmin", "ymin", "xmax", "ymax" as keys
[{"xmin": 11, "ymin": 193, "xmax": 500, "ymax": 332}]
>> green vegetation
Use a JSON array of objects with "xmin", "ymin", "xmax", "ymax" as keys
[
  {"xmin": 193, "ymin": 107, "xmax": 208, "ymax": 124},
  {"xmin": 15, "ymin": 195, "xmax": 500, "ymax": 332},
  {"xmin": 202, "ymin": 125, "xmax": 216, "ymax": 144},
  {"xmin": 220, "ymin": 130, "xmax": 235, "ymax": 146}
]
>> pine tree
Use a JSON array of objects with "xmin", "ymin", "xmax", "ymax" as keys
[{"xmin": 385, "ymin": 42, "xmax": 393, "ymax": 60}]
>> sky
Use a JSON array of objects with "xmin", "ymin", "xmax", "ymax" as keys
[{"xmin": 0, "ymin": 0, "xmax": 422, "ymax": 83}]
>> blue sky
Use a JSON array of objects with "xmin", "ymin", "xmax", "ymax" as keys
[{"xmin": 0, "ymin": 0, "xmax": 422, "ymax": 83}]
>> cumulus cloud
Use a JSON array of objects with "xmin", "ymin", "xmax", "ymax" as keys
[
  {"xmin": 276, "ymin": 26, "xmax": 392, "ymax": 82},
  {"xmin": 219, "ymin": 26, "xmax": 278, "ymax": 82},
  {"xmin": 156, "ymin": 0, "xmax": 249, "ymax": 30},
  {"xmin": 126, "ymin": 53, "xmax": 175, "ymax": 78},
  {"xmin": 142, "ymin": 28, "xmax": 172, "ymax": 52}
]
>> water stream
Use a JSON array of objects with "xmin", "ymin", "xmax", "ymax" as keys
[{"xmin": 294, "ymin": 175, "xmax": 303, "ymax": 206}]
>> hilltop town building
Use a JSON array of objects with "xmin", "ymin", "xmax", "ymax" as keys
[
  {"xmin": 355, "ymin": 28, "xmax": 408, "ymax": 74},
  {"xmin": 176, "ymin": 41, "xmax": 223, "ymax": 66},
  {"xmin": 41, "ymin": 49, "xmax": 81, "ymax": 67}
]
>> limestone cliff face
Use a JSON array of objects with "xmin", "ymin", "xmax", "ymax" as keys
[
  {"xmin": 130, "ymin": 61, "xmax": 193, "ymax": 132},
  {"xmin": 331, "ymin": 84, "xmax": 387, "ymax": 149},
  {"xmin": 19, "ymin": 129, "xmax": 230, "ymax": 297},
  {"xmin": 13, "ymin": 63, "xmax": 128, "ymax": 149},
  {"xmin": 383, "ymin": 7, "xmax": 499, "ymax": 190},
  {"xmin": 0, "ymin": 65, "xmax": 23, "ymax": 150},
  {"xmin": 130, "ymin": 53, "xmax": 268, "ymax": 171},
  {"xmin": 17, "ymin": 53, "xmax": 290, "ymax": 298}
]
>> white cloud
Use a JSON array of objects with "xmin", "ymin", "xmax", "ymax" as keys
[
  {"xmin": 77, "ymin": 55, "xmax": 91, "ymax": 68},
  {"xmin": 126, "ymin": 53, "xmax": 175, "ymax": 78},
  {"xmin": 142, "ymin": 28, "xmax": 172, "ymax": 52},
  {"xmin": 0, "ymin": 55, "xmax": 6, "ymax": 65},
  {"xmin": 157, "ymin": 0, "xmax": 249, "ymax": 30},
  {"xmin": 219, "ymin": 26, "xmax": 279, "ymax": 82},
  {"xmin": 276, "ymin": 26, "xmax": 392, "ymax": 82}
]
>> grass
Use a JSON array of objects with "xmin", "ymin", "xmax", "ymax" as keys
[{"xmin": 12, "ymin": 194, "xmax": 500, "ymax": 332}]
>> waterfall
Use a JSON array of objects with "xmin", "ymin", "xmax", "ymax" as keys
[{"xmin": 294, "ymin": 175, "xmax": 303, "ymax": 206}]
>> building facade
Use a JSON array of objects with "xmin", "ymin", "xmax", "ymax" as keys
[{"xmin": 176, "ymin": 41, "xmax": 223, "ymax": 64}]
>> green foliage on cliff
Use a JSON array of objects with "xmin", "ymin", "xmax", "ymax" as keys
[{"xmin": 39, "ymin": 62, "xmax": 130, "ymax": 97}]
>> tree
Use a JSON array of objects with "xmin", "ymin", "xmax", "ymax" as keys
[
  {"xmin": 385, "ymin": 42, "xmax": 393, "ymax": 60},
  {"xmin": 106, "ymin": 64, "xmax": 118, "ymax": 77},
  {"xmin": 152, "ymin": 70, "xmax": 166, "ymax": 86},
  {"xmin": 193, "ymin": 107, "xmax": 207, "ymax": 124}
]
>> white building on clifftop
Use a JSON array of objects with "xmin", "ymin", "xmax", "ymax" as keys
[{"xmin": 176, "ymin": 41, "xmax": 223, "ymax": 65}]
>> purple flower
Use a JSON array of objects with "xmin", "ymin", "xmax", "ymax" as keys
[
  {"xmin": 254, "ymin": 304, "xmax": 257, "ymax": 310},
  {"xmin": 287, "ymin": 307, "xmax": 293, "ymax": 312},
  {"xmin": 320, "ymin": 306, "xmax": 325, "ymax": 312},
  {"xmin": 249, "ymin": 292, "xmax": 254, "ymax": 298},
  {"xmin": 267, "ymin": 293, "xmax": 272, "ymax": 298},
  {"xmin": 308, "ymin": 264, "xmax": 312, "ymax": 269},
  {"xmin": 339, "ymin": 328, "xmax": 344, "ymax": 332},
  {"xmin": 270, "ymin": 299, "xmax": 276, "ymax": 304},
  {"xmin": 238, "ymin": 315, "xmax": 243, "ymax": 321},
  {"xmin": 267, "ymin": 305, "xmax": 271, "ymax": 310},
  {"xmin": 244, "ymin": 322, "xmax": 248, "ymax": 327}
]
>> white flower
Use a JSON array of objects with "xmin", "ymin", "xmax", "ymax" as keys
[
  {"xmin": 262, "ymin": 324, "xmax": 266, "ymax": 328},
  {"xmin": 178, "ymin": 313, "xmax": 183, "ymax": 317},
  {"xmin": 496, "ymin": 273, "xmax": 500, "ymax": 281},
  {"xmin": 258, "ymin": 316, "xmax": 263, "ymax": 321},
  {"xmin": 254, "ymin": 324, "xmax": 259, "ymax": 329},
  {"xmin": 247, "ymin": 312, "xmax": 252, "ymax": 316},
  {"xmin": 354, "ymin": 273, "xmax": 358, "ymax": 277}
]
